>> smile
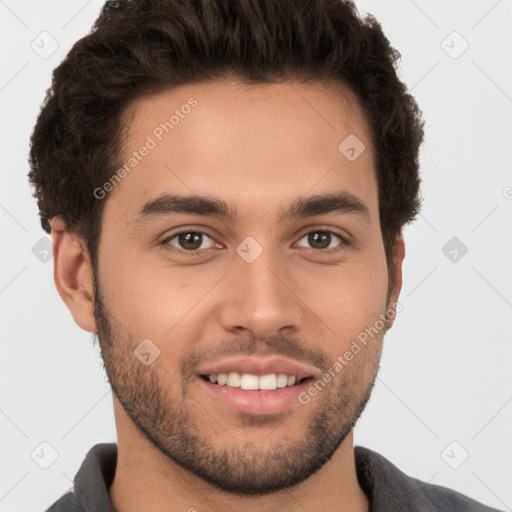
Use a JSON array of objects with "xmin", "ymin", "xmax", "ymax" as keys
[{"xmin": 201, "ymin": 372, "xmax": 311, "ymax": 390}]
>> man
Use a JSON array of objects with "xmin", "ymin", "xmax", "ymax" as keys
[{"xmin": 28, "ymin": 0, "xmax": 501, "ymax": 510}]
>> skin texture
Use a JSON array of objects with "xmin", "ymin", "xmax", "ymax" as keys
[{"xmin": 51, "ymin": 79, "xmax": 405, "ymax": 512}]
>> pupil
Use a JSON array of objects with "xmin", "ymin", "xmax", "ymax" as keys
[
  {"xmin": 179, "ymin": 232, "xmax": 202, "ymax": 250},
  {"xmin": 309, "ymin": 231, "xmax": 330, "ymax": 249}
]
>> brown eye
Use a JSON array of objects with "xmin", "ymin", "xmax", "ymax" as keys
[
  {"xmin": 296, "ymin": 230, "xmax": 344, "ymax": 251},
  {"xmin": 164, "ymin": 231, "xmax": 216, "ymax": 252}
]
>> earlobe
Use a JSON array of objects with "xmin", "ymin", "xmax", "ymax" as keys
[
  {"xmin": 51, "ymin": 217, "xmax": 98, "ymax": 333},
  {"xmin": 386, "ymin": 235, "xmax": 406, "ymax": 329}
]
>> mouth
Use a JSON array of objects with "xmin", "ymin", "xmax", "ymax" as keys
[
  {"xmin": 195, "ymin": 357, "xmax": 320, "ymax": 415},
  {"xmin": 200, "ymin": 372, "xmax": 313, "ymax": 391}
]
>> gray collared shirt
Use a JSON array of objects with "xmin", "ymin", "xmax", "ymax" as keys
[{"xmin": 45, "ymin": 443, "xmax": 503, "ymax": 511}]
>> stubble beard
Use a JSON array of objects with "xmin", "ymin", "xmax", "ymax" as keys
[{"xmin": 92, "ymin": 277, "xmax": 384, "ymax": 495}]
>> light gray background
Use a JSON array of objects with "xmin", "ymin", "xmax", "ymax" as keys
[{"xmin": 1, "ymin": 1, "xmax": 511, "ymax": 510}]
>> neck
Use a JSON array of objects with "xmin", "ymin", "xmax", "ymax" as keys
[{"xmin": 109, "ymin": 401, "xmax": 369, "ymax": 512}]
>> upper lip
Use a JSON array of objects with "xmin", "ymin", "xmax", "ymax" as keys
[{"xmin": 197, "ymin": 356, "xmax": 321, "ymax": 382}]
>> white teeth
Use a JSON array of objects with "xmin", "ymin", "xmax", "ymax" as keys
[
  {"xmin": 227, "ymin": 372, "xmax": 241, "ymax": 387},
  {"xmin": 207, "ymin": 372, "xmax": 302, "ymax": 390},
  {"xmin": 259, "ymin": 374, "xmax": 277, "ymax": 390},
  {"xmin": 276, "ymin": 373, "xmax": 288, "ymax": 388},
  {"xmin": 240, "ymin": 374, "xmax": 259, "ymax": 390}
]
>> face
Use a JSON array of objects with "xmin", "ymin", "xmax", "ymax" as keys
[{"xmin": 90, "ymin": 79, "xmax": 402, "ymax": 494}]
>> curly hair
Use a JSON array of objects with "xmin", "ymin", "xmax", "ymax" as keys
[{"xmin": 28, "ymin": 0, "xmax": 424, "ymax": 271}]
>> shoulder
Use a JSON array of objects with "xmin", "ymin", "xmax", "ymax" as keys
[
  {"xmin": 354, "ymin": 446, "xmax": 503, "ymax": 512},
  {"xmin": 44, "ymin": 443, "xmax": 117, "ymax": 512},
  {"xmin": 45, "ymin": 492, "xmax": 83, "ymax": 512}
]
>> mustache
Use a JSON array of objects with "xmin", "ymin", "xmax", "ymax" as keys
[{"xmin": 180, "ymin": 334, "xmax": 330, "ymax": 379}]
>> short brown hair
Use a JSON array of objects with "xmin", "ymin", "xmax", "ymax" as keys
[{"xmin": 28, "ymin": 0, "xmax": 424, "ymax": 271}]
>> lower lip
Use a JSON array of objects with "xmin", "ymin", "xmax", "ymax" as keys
[{"xmin": 198, "ymin": 377, "xmax": 312, "ymax": 415}]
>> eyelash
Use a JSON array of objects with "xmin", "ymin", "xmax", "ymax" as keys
[{"xmin": 160, "ymin": 229, "xmax": 348, "ymax": 257}]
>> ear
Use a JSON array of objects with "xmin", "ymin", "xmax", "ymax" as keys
[
  {"xmin": 386, "ymin": 234, "xmax": 405, "ymax": 330},
  {"xmin": 51, "ymin": 217, "xmax": 97, "ymax": 333}
]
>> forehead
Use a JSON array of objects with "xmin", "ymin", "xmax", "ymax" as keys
[{"xmin": 109, "ymin": 79, "xmax": 378, "ymax": 223}]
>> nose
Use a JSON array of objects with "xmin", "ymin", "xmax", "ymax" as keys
[{"xmin": 218, "ymin": 246, "xmax": 303, "ymax": 340}]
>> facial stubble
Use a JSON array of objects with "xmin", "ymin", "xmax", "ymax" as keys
[{"xmin": 92, "ymin": 274, "xmax": 385, "ymax": 495}]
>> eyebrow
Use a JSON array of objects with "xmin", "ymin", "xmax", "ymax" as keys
[{"xmin": 135, "ymin": 190, "xmax": 370, "ymax": 224}]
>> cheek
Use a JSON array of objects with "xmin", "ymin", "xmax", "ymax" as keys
[
  {"xmin": 302, "ymin": 255, "xmax": 388, "ymax": 323},
  {"xmin": 99, "ymin": 251, "xmax": 222, "ymax": 341}
]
